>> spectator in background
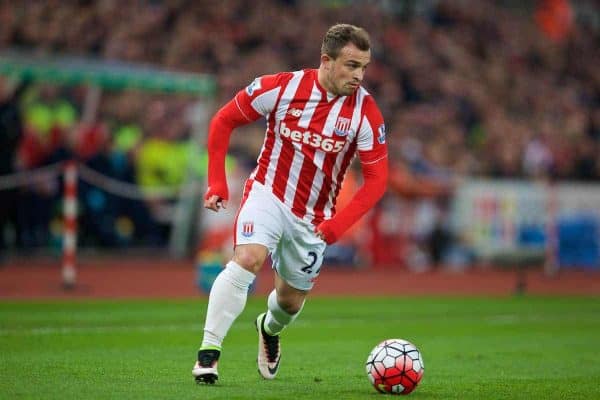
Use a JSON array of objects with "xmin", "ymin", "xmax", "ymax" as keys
[
  {"xmin": 16, "ymin": 85, "xmax": 78, "ymax": 247},
  {"xmin": 535, "ymin": 0, "xmax": 574, "ymax": 43},
  {"xmin": 0, "ymin": 77, "xmax": 26, "ymax": 255},
  {"xmin": 1, "ymin": 0, "xmax": 598, "ymax": 254},
  {"xmin": 1, "ymin": 0, "xmax": 597, "ymax": 181}
]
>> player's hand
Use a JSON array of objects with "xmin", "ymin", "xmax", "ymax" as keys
[
  {"xmin": 315, "ymin": 220, "xmax": 338, "ymax": 244},
  {"xmin": 204, "ymin": 194, "xmax": 228, "ymax": 212},
  {"xmin": 204, "ymin": 184, "xmax": 229, "ymax": 212},
  {"xmin": 315, "ymin": 229, "xmax": 326, "ymax": 242}
]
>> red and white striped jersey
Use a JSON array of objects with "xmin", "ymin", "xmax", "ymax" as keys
[{"xmin": 234, "ymin": 68, "xmax": 387, "ymax": 225}]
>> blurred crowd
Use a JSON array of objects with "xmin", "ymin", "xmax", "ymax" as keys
[{"xmin": 0, "ymin": 0, "xmax": 599, "ymax": 259}]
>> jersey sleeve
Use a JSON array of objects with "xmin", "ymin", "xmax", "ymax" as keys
[
  {"xmin": 355, "ymin": 96, "xmax": 388, "ymax": 165},
  {"xmin": 233, "ymin": 72, "xmax": 290, "ymax": 120},
  {"xmin": 315, "ymin": 96, "xmax": 389, "ymax": 244}
]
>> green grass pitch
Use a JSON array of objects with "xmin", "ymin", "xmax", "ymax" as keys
[{"xmin": 1, "ymin": 296, "xmax": 599, "ymax": 399}]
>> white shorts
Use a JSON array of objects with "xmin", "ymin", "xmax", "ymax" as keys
[{"xmin": 234, "ymin": 182, "xmax": 326, "ymax": 291}]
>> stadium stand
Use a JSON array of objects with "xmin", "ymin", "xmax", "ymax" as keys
[{"xmin": 0, "ymin": 0, "xmax": 598, "ymax": 270}]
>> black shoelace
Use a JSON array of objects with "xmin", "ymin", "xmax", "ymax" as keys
[
  {"xmin": 262, "ymin": 329, "xmax": 280, "ymax": 362},
  {"xmin": 198, "ymin": 349, "xmax": 220, "ymax": 367}
]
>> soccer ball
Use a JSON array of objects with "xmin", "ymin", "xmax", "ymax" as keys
[{"xmin": 365, "ymin": 338, "xmax": 424, "ymax": 395}]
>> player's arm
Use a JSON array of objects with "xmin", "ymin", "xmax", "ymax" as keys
[
  {"xmin": 205, "ymin": 75, "xmax": 282, "ymax": 212},
  {"xmin": 316, "ymin": 99, "xmax": 388, "ymax": 244},
  {"xmin": 316, "ymin": 155, "xmax": 387, "ymax": 244}
]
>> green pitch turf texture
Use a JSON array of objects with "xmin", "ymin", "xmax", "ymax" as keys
[{"xmin": 1, "ymin": 297, "xmax": 599, "ymax": 399}]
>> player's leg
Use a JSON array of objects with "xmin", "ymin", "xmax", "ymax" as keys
[
  {"xmin": 193, "ymin": 244, "xmax": 268, "ymax": 384},
  {"xmin": 255, "ymin": 216, "xmax": 326, "ymax": 379},
  {"xmin": 202, "ymin": 244, "xmax": 269, "ymax": 348},
  {"xmin": 264, "ymin": 274, "xmax": 307, "ymax": 334},
  {"xmin": 194, "ymin": 182, "xmax": 282, "ymax": 384},
  {"xmin": 255, "ymin": 275, "xmax": 308, "ymax": 379}
]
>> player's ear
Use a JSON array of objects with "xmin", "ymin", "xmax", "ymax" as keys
[{"xmin": 321, "ymin": 53, "xmax": 333, "ymax": 69}]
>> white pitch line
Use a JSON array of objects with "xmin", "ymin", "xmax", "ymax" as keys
[
  {"xmin": 0, "ymin": 323, "xmax": 203, "ymax": 336},
  {"xmin": 0, "ymin": 318, "xmax": 377, "ymax": 335}
]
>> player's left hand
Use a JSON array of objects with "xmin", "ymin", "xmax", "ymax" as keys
[
  {"xmin": 315, "ymin": 221, "xmax": 338, "ymax": 244},
  {"xmin": 315, "ymin": 229, "xmax": 326, "ymax": 242}
]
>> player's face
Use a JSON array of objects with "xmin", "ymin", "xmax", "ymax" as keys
[{"xmin": 323, "ymin": 43, "xmax": 371, "ymax": 96}]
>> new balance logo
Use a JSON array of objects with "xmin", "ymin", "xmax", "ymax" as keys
[{"xmin": 287, "ymin": 108, "xmax": 302, "ymax": 117}]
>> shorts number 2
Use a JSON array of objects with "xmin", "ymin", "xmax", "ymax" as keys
[{"xmin": 301, "ymin": 251, "xmax": 319, "ymax": 274}]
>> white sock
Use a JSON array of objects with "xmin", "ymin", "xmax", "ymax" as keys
[
  {"xmin": 201, "ymin": 261, "xmax": 255, "ymax": 349},
  {"xmin": 264, "ymin": 289, "xmax": 304, "ymax": 336}
]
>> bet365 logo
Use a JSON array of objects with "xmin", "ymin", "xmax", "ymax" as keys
[{"xmin": 279, "ymin": 122, "xmax": 346, "ymax": 153}]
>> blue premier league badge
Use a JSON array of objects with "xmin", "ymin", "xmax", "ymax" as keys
[
  {"xmin": 377, "ymin": 124, "xmax": 386, "ymax": 144},
  {"xmin": 245, "ymin": 78, "xmax": 262, "ymax": 96}
]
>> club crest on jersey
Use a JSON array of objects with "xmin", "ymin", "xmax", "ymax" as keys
[
  {"xmin": 242, "ymin": 221, "xmax": 254, "ymax": 237},
  {"xmin": 245, "ymin": 78, "xmax": 262, "ymax": 96},
  {"xmin": 377, "ymin": 124, "xmax": 386, "ymax": 144},
  {"xmin": 334, "ymin": 117, "xmax": 351, "ymax": 137}
]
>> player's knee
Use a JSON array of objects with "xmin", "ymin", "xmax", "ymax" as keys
[
  {"xmin": 232, "ymin": 251, "xmax": 262, "ymax": 273},
  {"xmin": 233, "ymin": 244, "xmax": 268, "ymax": 273}
]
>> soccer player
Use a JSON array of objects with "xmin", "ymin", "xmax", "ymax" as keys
[{"xmin": 192, "ymin": 23, "xmax": 388, "ymax": 383}]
